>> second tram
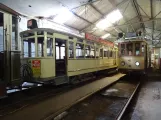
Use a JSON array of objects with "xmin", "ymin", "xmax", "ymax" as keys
[{"xmin": 118, "ymin": 39, "xmax": 150, "ymax": 74}]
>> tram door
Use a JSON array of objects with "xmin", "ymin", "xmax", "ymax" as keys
[
  {"xmin": 55, "ymin": 38, "xmax": 67, "ymax": 76},
  {"xmin": 0, "ymin": 10, "xmax": 20, "ymax": 85}
]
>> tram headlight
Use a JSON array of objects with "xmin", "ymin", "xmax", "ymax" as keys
[
  {"xmin": 135, "ymin": 61, "xmax": 140, "ymax": 66},
  {"xmin": 121, "ymin": 61, "xmax": 125, "ymax": 66}
]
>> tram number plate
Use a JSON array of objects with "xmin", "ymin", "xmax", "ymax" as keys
[{"xmin": 32, "ymin": 60, "xmax": 41, "ymax": 77}]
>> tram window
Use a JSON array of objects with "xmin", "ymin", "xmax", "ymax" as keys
[
  {"xmin": 127, "ymin": 43, "xmax": 133, "ymax": 56},
  {"xmin": 60, "ymin": 46, "xmax": 65, "ymax": 59},
  {"xmin": 141, "ymin": 43, "xmax": 145, "ymax": 55},
  {"xmin": 37, "ymin": 31, "xmax": 44, "ymax": 35},
  {"xmin": 23, "ymin": 38, "xmax": 35, "ymax": 57},
  {"xmin": 69, "ymin": 42, "xmax": 74, "ymax": 58},
  {"xmin": 47, "ymin": 38, "xmax": 53, "ymax": 57},
  {"xmin": 37, "ymin": 37, "xmax": 44, "ymax": 57},
  {"xmin": 104, "ymin": 49, "xmax": 108, "ymax": 57},
  {"xmin": 90, "ymin": 46, "xmax": 95, "ymax": 58},
  {"xmin": 31, "ymin": 42, "xmax": 35, "ymax": 57},
  {"xmin": 100, "ymin": 48, "xmax": 103, "ymax": 58},
  {"xmin": 96, "ymin": 48, "xmax": 99, "ymax": 58},
  {"xmin": 24, "ymin": 41, "xmax": 28, "ymax": 57},
  {"xmin": 77, "ymin": 39, "xmax": 83, "ymax": 43},
  {"xmin": 85, "ymin": 45, "xmax": 90, "ymax": 58},
  {"xmin": 12, "ymin": 16, "xmax": 18, "ymax": 50},
  {"xmin": 86, "ymin": 41, "xmax": 94, "ymax": 46},
  {"xmin": 142, "ymin": 45, "xmax": 144, "ymax": 52},
  {"xmin": 0, "ymin": 13, "xmax": 3, "ymax": 52},
  {"xmin": 109, "ymin": 50, "xmax": 113, "ymax": 57},
  {"xmin": 135, "ymin": 43, "xmax": 140, "ymax": 56},
  {"xmin": 76, "ymin": 43, "xmax": 84, "ymax": 58},
  {"xmin": 56, "ymin": 41, "xmax": 66, "ymax": 60},
  {"xmin": 47, "ymin": 32, "xmax": 53, "ymax": 35},
  {"xmin": 56, "ymin": 46, "xmax": 60, "ymax": 59},
  {"xmin": 121, "ymin": 44, "xmax": 125, "ymax": 55}
]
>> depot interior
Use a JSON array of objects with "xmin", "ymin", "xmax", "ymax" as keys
[{"xmin": 0, "ymin": 0, "xmax": 161, "ymax": 89}]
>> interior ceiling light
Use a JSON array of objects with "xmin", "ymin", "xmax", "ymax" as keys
[
  {"xmin": 101, "ymin": 33, "xmax": 110, "ymax": 39},
  {"xmin": 54, "ymin": 7, "xmax": 73, "ymax": 24},
  {"xmin": 96, "ymin": 9, "xmax": 122, "ymax": 30}
]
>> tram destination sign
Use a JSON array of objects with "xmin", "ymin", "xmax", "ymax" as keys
[{"xmin": 85, "ymin": 33, "xmax": 114, "ymax": 47}]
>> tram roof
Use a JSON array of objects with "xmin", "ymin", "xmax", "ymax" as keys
[
  {"xmin": 0, "ymin": 3, "xmax": 20, "ymax": 16},
  {"xmin": 20, "ymin": 28, "xmax": 84, "ymax": 39},
  {"xmin": 117, "ymin": 39, "xmax": 148, "ymax": 44}
]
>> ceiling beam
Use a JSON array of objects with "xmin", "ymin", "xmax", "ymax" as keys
[
  {"xmin": 71, "ymin": 0, "xmax": 101, "ymax": 10},
  {"xmin": 132, "ymin": 0, "xmax": 146, "ymax": 33},
  {"xmin": 89, "ymin": 3, "xmax": 125, "ymax": 33},
  {"xmin": 69, "ymin": 10, "xmax": 116, "ymax": 37},
  {"xmin": 96, "ymin": 18, "xmax": 161, "ymax": 29},
  {"xmin": 154, "ymin": 10, "xmax": 161, "ymax": 18},
  {"xmin": 118, "ymin": 0, "xmax": 136, "ymax": 32},
  {"xmin": 80, "ymin": 0, "xmax": 130, "ymax": 31},
  {"xmin": 136, "ymin": 2, "xmax": 150, "ymax": 18},
  {"xmin": 150, "ymin": 0, "xmax": 154, "ymax": 41}
]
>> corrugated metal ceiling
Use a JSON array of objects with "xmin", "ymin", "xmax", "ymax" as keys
[{"xmin": 1, "ymin": 0, "xmax": 161, "ymax": 44}]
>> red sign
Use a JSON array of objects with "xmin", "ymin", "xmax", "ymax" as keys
[
  {"xmin": 85, "ymin": 33, "xmax": 114, "ymax": 47},
  {"xmin": 32, "ymin": 60, "xmax": 41, "ymax": 77},
  {"xmin": 32, "ymin": 60, "xmax": 41, "ymax": 68}
]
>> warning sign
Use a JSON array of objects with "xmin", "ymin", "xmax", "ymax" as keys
[{"xmin": 32, "ymin": 60, "xmax": 41, "ymax": 77}]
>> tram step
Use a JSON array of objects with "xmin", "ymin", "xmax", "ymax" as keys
[{"xmin": 54, "ymin": 76, "xmax": 69, "ymax": 85}]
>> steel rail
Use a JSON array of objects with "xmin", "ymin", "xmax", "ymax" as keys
[{"xmin": 117, "ymin": 81, "xmax": 140, "ymax": 120}]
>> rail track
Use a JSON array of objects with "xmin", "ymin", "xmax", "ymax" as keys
[{"xmin": 51, "ymin": 75, "xmax": 141, "ymax": 120}]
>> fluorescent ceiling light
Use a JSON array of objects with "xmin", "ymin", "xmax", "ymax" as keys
[
  {"xmin": 106, "ymin": 9, "xmax": 123, "ymax": 23},
  {"xmin": 101, "ymin": 33, "xmax": 110, "ymax": 39},
  {"xmin": 96, "ymin": 9, "xmax": 122, "ymax": 30},
  {"xmin": 54, "ymin": 7, "xmax": 73, "ymax": 24},
  {"xmin": 96, "ymin": 19, "xmax": 112, "ymax": 30}
]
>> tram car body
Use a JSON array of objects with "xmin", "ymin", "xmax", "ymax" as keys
[
  {"xmin": 20, "ymin": 29, "xmax": 118, "ymax": 85},
  {"xmin": 118, "ymin": 39, "xmax": 150, "ymax": 73},
  {"xmin": 0, "ymin": 4, "xmax": 21, "ymax": 98}
]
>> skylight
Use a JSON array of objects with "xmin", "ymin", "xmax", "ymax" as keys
[
  {"xmin": 54, "ymin": 7, "xmax": 73, "ymax": 24},
  {"xmin": 101, "ymin": 33, "xmax": 110, "ymax": 39},
  {"xmin": 106, "ymin": 9, "xmax": 123, "ymax": 24},
  {"xmin": 96, "ymin": 19, "xmax": 112, "ymax": 30},
  {"xmin": 96, "ymin": 9, "xmax": 123, "ymax": 30}
]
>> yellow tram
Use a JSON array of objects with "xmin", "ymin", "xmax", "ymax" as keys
[
  {"xmin": 118, "ymin": 39, "xmax": 150, "ymax": 73},
  {"xmin": 20, "ymin": 28, "xmax": 118, "ymax": 85}
]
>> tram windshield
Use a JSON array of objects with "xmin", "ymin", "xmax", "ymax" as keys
[
  {"xmin": 126, "ymin": 43, "xmax": 133, "ymax": 56},
  {"xmin": 120, "ymin": 42, "xmax": 146, "ymax": 56},
  {"xmin": 135, "ymin": 43, "xmax": 140, "ymax": 56}
]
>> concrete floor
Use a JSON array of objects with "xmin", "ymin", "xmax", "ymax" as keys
[
  {"xmin": 0, "ymin": 73, "xmax": 124, "ymax": 120},
  {"xmin": 123, "ymin": 72, "xmax": 161, "ymax": 120}
]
